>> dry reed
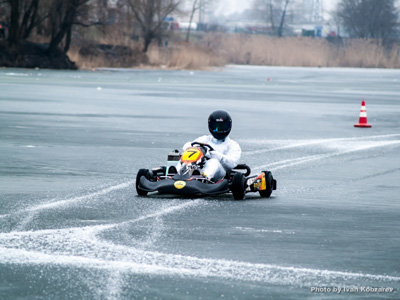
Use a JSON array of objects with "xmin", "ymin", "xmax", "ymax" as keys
[
  {"xmin": 148, "ymin": 44, "xmax": 226, "ymax": 69},
  {"xmin": 334, "ymin": 39, "xmax": 400, "ymax": 68},
  {"xmin": 206, "ymin": 34, "xmax": 331, "ymax": 67},
  {"xmin": 204, "ymin": 34, "xmax": 400, "ymax": 69},
  {"xmin": 67, "ymin": 30, "xmax": 400, "ymax": 69}
]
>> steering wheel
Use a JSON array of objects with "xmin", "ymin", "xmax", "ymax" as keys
[{"xmin": 191, "ymin": 142, "xmax": 214, "ymax": 152}]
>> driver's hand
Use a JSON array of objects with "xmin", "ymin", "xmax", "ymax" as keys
[
  {"xmin": 204, "ymin": 149, "xmax": 212, "ymax": 159},
  {"xmin": 209, "ymin": 150, "xmax": 222, "ymax": 160}
]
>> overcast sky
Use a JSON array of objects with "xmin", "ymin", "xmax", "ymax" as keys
[{"xmin": 215, "ymin": 0, "xmax": 340, "ymax": 17}]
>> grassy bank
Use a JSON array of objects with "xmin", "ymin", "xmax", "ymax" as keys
[{"xmin": 68, "ymin": 33, "xmax": 400, "ymax": 70}]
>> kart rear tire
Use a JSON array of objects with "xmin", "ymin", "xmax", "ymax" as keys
[
  {"xmin": 231, "ymin": 173, "xmax": 246, "ymax": 200},
  {"xmin": 136, "ymin": 168, "xmax": 149, "ymax": 196},
  {"xmin": 259, "ymin": 171, "xmax": 273, "ymax": 198}
]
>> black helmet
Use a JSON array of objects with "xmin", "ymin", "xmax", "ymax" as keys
[{"xmin": 208, "ymin": 110, "xmax": 232, "ymax": 140}]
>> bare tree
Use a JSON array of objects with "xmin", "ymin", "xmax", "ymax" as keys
[
  {"xmin": 336, "ymin": 0, "xmax": 398, "ymax": 43},
  {"xmin": 277, "ymin": 0, "xmax": 289, "ymax": 37},
  {"xmin": 186, "ymin": 0, "xmax": 198, "ymax": 41},
  {"xmin": 2, "ymin": 0, "xmax": 103, "ymax": 53},
  {"xmin": 47, "ymin": 0, "xmax": 105, "ymax": 54},
  {"xmin": 47, "ymin": 0, "xmax": 91, "ymax": 54},
  {"xmin": 252, "ymin": 0, "xmax": 291, "ymax": 36},
  {"xmin": 127, "ymin": 0, "xmax": 180, "ymax": 52},
  {"xmin": 252, "ymin": 0, "xmax": 273, "ymax": 32},
  {"xmin": 186, "ymin": 0, "xmax": 216, "ymax": 42},
  {"xmin": 3, "ymin": 0, "xmax": 41, "ymax": 44},
  {"xmin": 268, "ymin": 0, "xmax": 275, "ymax": 32}
]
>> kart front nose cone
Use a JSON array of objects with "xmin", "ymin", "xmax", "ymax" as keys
[{"xmin": 138, "ymin": 177, "xmax": 229, "ymax": 196}]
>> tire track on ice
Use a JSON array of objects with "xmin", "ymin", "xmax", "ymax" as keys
[
  {"xmin": 244, "ymin": 133, "xmax": 400, "ymax": 155},
  {"xmin": 1, "ymin": 234, "xmax": 399, "ymax": 288},
  {"xmin": 27, "ymin": 180, "xmax": 136, "ymax": 213},
  {"xmin": 0, "ymin": 200, "xmax": 399, "ymax": 290},
  {"xmin": 0, "ymin": 200, "xmax": 204, "ymax": 298},
  {"xmin": 2, "ymin": 246, "xmax": 399, "ymax": 286},
  {"xmin": 0, "ymin": 180, "xmax": 135, "ymax": 230},
  {"xmin": 253, "ymin": 140, "xmax": 400, "ymax": 172}
]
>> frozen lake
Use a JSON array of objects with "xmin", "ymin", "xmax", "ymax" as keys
[{"xmin": 1, "ymin": 66, "xmax": 400, "ymax": 299}]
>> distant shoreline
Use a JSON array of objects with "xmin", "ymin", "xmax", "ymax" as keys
[
  {"xmin": 2, "ymin": 36, "xmax": 400, "ymax": 71},
  {"xmin": 2, "ymin": 64, "xmax": 400, "ymax": 72}
]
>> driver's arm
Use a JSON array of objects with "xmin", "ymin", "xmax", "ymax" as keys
[
  {"xmin": 211, "ymin": 141, "xmax": 241, "ymax": 170},
  {"xmin": 182, "ymin": 135, "xmax": 209, "ymax": 151}
]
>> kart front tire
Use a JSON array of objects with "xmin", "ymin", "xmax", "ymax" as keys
[
  {"xmin": 136, "ymin": 168, "xmax": 149, "ymax": 196},
  {"xmin": 259, "ymin": 171, "xmax": 273, "ymax": 198},
  {"xmin": 231, "ymin": 173, "xmax": 246, "ymax": 200}
]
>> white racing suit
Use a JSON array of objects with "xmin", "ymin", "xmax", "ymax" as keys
[{"xmin": 177, "ymin": 135, "xmax": 241, "ymax": 181}]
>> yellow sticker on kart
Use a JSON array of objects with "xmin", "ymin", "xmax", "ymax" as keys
[
  {"xmin": 260, "ymin": 173, "xmax": 267, "ymax": 190},
  {"xmin": 180, "ymin": 147, "xmax": 203, "ymax": 164},
  {"xmin": 174, "ymin": 181, "xmax": 186, "ymax": 189},
  {"xmin": 253, "ymin": 182, "xmax": 262, "ymax": 189}
]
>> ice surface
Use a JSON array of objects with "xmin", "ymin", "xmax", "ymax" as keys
[{"xmin": 1, "ymin": 66, "xmax": 399, "ymax": 299}]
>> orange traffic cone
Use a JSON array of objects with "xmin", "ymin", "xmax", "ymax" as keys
[{"xmin": 354, "ymin": 100, "xmax": 372, "ymax": 128}]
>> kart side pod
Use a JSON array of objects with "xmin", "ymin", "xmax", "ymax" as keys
[{"xmin": 166, "ymin": 149, "xmax": 181, "ymax": 175}]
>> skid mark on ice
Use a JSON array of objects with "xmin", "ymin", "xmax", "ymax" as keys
[
  {"xmin": 254, "ymin": 140, "xmax": 400, "ymax": 172},
  {"xmin": 0, "ymin": 244, "xmax": 399, "ymax": 288},
  {"xmin": 235, "ymin": 227, "xmax": 295, "ymax": 235},
  {"xmin": 0, "ymin": 180, "xmax": 135, "ymax": 228},
  {"xmin": 0, "ymin": 200, "xmax": 399, "ymax": 289},
  {"xmin": 244, "ymin": 133, "xmax": 400, "ymax": 155},
  {"xmin": 26, "ymin": 180, "xmax": 135, "ymax": 213},
  {"xmin": 15, "ymin": 213, "xmax": 37, "ymax": 231},
  {"xmin": 0, "ymin": 200, "xmax": 204, "ymax": 297},
  {"xmin": 104, "ymin": 270, "xmax": 124, "ymax": 300},
  {"xmin": 131, "ymin": 216, "xmax": 164, "ymax": 249},
  {"xmin": 289, "ymin": 167, "xmax": 400, "ymax": 196}
]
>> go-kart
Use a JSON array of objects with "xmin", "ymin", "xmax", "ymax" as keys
[{"xmin": 136, "ymin": 142, "xmax": 277, "ymax": 200}]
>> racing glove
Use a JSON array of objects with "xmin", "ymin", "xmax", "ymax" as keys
[{"xmin": 209, "ymin": 150, "xmax": 222, "ymax": 161}]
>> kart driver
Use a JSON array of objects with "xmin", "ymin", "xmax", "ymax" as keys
[{"xmin": 178, "ymin": 110, "xmax": 241, "ymax": 181}]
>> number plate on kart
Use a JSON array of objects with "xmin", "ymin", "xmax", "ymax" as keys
[{"xmin": 180, "ymin": 147, "xmax": 204, "ymax": 164}]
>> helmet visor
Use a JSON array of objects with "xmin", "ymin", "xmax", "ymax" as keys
[{"xmin": 210, "ymin": 121, "xmax": 231, "ymax": 133}]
